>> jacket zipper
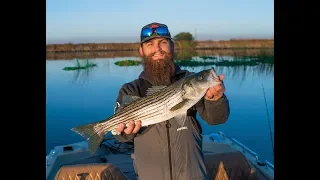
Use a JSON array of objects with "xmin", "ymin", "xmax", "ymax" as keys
[{"xmin": 166, "ymin": 120, "xmax": 173, "ymax": 180}]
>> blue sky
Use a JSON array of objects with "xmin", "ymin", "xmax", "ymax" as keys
[{"xmin": 46, "ymin": 0, "xmax": 274, "ymax": 44}]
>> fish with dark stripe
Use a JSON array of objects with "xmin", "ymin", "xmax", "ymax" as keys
[{"xmin": 71, "ymin": 67, "xmax": 221, "ymax": 154}]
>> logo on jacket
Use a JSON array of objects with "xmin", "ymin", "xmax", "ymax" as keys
[{"xmin": 177, "ymin": 126, "xmax": 188, "ymax": 131}]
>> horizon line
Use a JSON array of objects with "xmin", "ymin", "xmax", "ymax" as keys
[{"xmin": 46, "ymin": 33, "xmax": 274, "ymax": 45}]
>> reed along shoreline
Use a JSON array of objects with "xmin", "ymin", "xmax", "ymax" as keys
[{"xmin": 47, "ymin": 48, "xmax": 274, "ymax": 60}]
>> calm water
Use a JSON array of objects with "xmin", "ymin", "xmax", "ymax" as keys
[{"xmin": 46, "ymin": 55, "xmax": 274, "ymax": 164}]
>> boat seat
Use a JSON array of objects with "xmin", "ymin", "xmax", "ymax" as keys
[
  {"xmin": 54, "ymin": 163, "xmax": 128, "ymax": 180},
  {"xmin": 204, "ymin": 151, "xmax": 266, "ymax": 180}
]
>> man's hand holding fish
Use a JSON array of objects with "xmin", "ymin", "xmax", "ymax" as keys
[
  {"xmin": 116, "ymin": 120, "xmax": 142, "ymax": 135},
  {"xmin": 205, "ymin": 74, "xmax": 225, "ymax": 101}
]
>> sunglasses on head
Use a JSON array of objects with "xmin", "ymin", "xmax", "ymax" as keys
[{"xmin": 141, "ymin": 25, "xmax": 170, "ymax": 39}]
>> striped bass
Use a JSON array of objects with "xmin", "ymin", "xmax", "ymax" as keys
[{"xmin": 71, "ymin": 67, "xmax": 222, "ymax": 154}]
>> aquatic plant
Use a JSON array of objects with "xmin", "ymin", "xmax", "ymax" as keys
[
  {"xmin": 174, "ymin": 59, "xmax": 259, "ymax": 67},
  {"xmin": 63, "ymin": 59, "xmax": 97, "ymax": 71},
  {"xmin": 114, "ymin": 60, "xmax": 141, "ymax": 66}
]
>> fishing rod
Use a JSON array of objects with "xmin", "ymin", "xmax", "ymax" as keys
[{"xmin": 262, "ymin": 84, "xmax": 274, "ymax": 157}]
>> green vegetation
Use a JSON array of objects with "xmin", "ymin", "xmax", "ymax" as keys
[
  {"xmin": 174, "ymin": 32, "xmax": 197, "ymax": 50},
  {"xmin": 114, "ymin": 60, "xmax": 141, "ymax": 66},
  {"xmin": 233, "ymin": 51, "xmax": 274, "ymax": 64},
  {"xmin": 63, "ymin": 59, "xmax": 97, "ymax": 71},
  {"xmin": 114, "ymin": 54, "xmax": 274, "ymax": 68},
  {"xmin": 174, "ymin": 59, "xmax": 259, "ymax": 67},
  {"xmin": 173, "ymin": 32, "xmax": 194, "ymax": 41}
]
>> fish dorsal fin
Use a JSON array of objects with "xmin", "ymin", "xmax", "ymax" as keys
[
  {"xmin": 122, "ymin": 95, "xmax": 141, "ymax": 105},
  {"xmin": 146, "ymin": 85, "xmax": 167, "ymax": 96}
]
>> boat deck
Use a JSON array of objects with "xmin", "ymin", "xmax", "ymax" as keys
[
  {"xmin": 99, "ymin": 136, "xmax": 270, "ymax": 180},
  {"xmin": 102, "ymin": 142, "xmax": 136, "ymax": 179},
  {"xmin": 46, "ymin": 133, "xmax": 273, "ymax": 180}
]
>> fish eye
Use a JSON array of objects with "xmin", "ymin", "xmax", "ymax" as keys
[{"xmin": 199, "ymin": 74, "xmax": 204, "ymax": 80}]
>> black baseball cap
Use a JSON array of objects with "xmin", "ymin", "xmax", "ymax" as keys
[{"xmin": 140, "ymin": 22, "xmax": 172, "ymax": 43}]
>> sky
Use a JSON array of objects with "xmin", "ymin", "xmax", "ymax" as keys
[{"xmin": 46, "ymin": 0, "xmax": 274, "ymax": 44}]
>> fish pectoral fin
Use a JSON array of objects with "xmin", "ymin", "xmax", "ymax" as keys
[
  {"xmin": 122, "ymin": 95, "xmax": 141, "ymax": 105},
  {"xmin": 174, "ymin": 112, "xmax": 187, "ymax": 128},
  {"xmin": 169, "ymin": 99, "xmax": 188, "ymax": 112}
]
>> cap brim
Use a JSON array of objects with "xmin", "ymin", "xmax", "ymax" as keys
[{"xmin": 141, "ymin": 35, "xmax": 173, "ymax": 43}]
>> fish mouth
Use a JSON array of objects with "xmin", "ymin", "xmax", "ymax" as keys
[
  {"xmin": 210, "ymin": 67, "xmax": 219, "ymax": 80},
  {"xmin": 209, "ymin": 67, "xmax": 222, "ymax": 86}
]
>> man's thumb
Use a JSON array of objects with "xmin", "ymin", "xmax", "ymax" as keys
[{"xmin": 219, "ymin": 74, "xmax": 225, "ymax": 81}]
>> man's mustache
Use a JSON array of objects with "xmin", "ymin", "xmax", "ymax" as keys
[{"xmin": 148, "ymin": 51, "xmax": 167, "ymax": 57}]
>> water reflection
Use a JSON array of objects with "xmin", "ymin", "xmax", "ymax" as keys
[
  {"xmin": 71, "ymin": 66, "xmax": 94, "ymax": 84},
  {"xmin": 174, "ymin": 49, "xmax": 199, "ymax": 60}
]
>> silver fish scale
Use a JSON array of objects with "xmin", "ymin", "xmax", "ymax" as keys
[
  {"xmin": 146, "ymin": 85, "xmax": 167, "ymax": 96},
  {"xmin": 140, "ymin": 90, "xmax": 186, "ymax": 126},
  {"xmin": 130, "ymin": 90, "xmax": 185, "ymax": 126}
]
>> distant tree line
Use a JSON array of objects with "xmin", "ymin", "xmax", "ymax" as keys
[
  {"xmin": 46, "ymin": 33, "xmax": 274, "ymax": 53},
  {"xmin": 173, "ymin": 32, "xmax": 196, "ymax": 50}
]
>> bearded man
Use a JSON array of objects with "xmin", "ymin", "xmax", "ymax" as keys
[{"xmin": 112, "ymin": 22, "xmax": 230, "ymax": 180}]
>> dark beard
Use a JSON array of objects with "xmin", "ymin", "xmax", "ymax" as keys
[{"xmin": 141, "ymin": 51, "xmax": 175, "ymax": 86}]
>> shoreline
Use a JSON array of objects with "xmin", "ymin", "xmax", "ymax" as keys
[
  {"xmin": 47, "ymin": 39, "xmax": 274, "ymax": 53},
  {"xmin": 46, "ymin": 48, "xmax": 273, "ymax": 60}
]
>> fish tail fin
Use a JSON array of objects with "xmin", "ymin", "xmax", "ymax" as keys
[{"xmin": 71, "ymin": 122, "xmax": 109, "ymax": 154}]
